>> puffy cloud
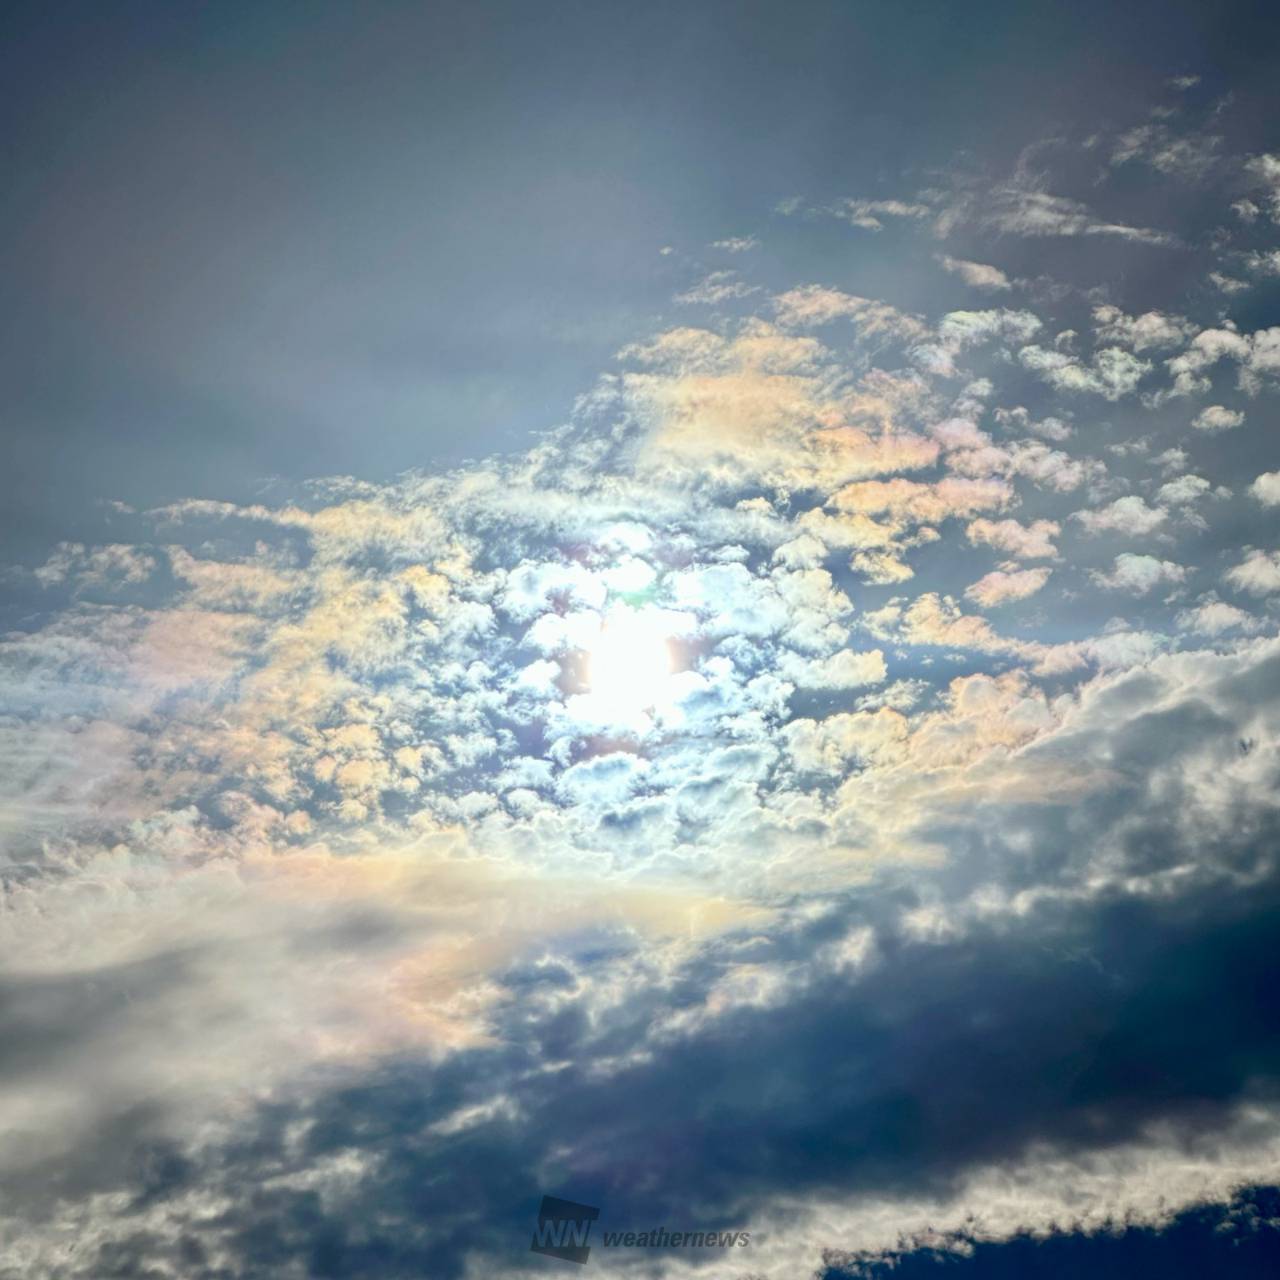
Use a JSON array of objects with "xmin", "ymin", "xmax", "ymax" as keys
[
  {"xmin": 1155, "ymin": 473, "xmax": 1212, "ymax": 506},
  {"xmin": 777, "ymin": 648, "xmax": 887, "ymax": 690},
  {"xmin": 1091, "ymin": 553, "xmax": 1186, "ymax": 594},
  {"xmin": 1019, "ymin": 343, "xmax": 1152, "ymax": 399},
  {"xmin": 1176, "ymin": 598, "xmax": 1262, "ymax": 636},
  {"xmin": 1193, "ymin": 404, "xmax": 1245, "ymax": 431},
  {"xmin": 34, "ymin": 542, "xmax": 158, "ymax": 590},
  {"xmin": 964, "ymin": 566, "xmax": 1052, "ymax": 607},
  {"xmin": 1093, "ymin": 304, "xmax": 1195, "ymax": 352},
  {"xmin": 1073, "ymin": 495, "xmax": 1168, "ymax": 536},
  {"xmin": 831, "ymin": 476, "xmax": 1011, "ymax": 524},
  {"xmin": 1249, "ymin": 471, "xmax": 1280, "ymax": 505},
  {"xmin": 620, "ymin": 322, "xmax": 938, "ymax": 492},
  {"xmin": 1245, "ymin": 152, "xmax": 1280, "ymax": 221},
  {"xmin": 1226, "ymin": 549, "xmax": 1280, "ymax": 596},
  {"xmin": 914, "ymin": 309, "xmax": 1042, "ymax": 375},
  {"xmin": 965, "ymin": 517, "xmax": 1060, "ymax": 559},
  {"xmin": 772, "ymin": 285, "xmax": 926, "ymax": 339},
  {"xmin": 1165, "ymin": 325, "xmax": 1280, "ymax": 396}
]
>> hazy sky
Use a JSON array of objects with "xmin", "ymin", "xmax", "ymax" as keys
[
  {"xmin": 4, "ymin": 3, "xmax": 1280, "ymax": 1278},
  {"xmin": 5, "ymin": 0, "xmax": 1278, "ymax": 549}
]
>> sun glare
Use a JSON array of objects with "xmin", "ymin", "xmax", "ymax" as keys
[{"xmin": 586, "ymin": 607, "xmax": 674, "ymax": 723}]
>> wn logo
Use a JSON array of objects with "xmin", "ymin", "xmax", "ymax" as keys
[{"xmin": 530, "ymin": 1195, "xmax": 600, "ymax": 1264}]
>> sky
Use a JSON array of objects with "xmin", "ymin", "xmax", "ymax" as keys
[{"xmin": 3, "ymin": 2, "xmax": 1280, "ymax": 1277}]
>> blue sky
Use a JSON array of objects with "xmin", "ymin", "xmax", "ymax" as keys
[{"xmin": 4, "ymin": 3, "xmax": 1280, "ymax": 1277}]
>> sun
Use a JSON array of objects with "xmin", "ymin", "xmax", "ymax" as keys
[{"xmin": 585, "ymin": 606, "xmax": 675, "ymax": 725}]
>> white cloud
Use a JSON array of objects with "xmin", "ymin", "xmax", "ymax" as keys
[
  {"xmin": 1091, "ymin": 553, "xmax": 1186, "ymax": 595},
  {"xmin": 1155, "ymin": 474, "xmax": 1211, "ymax": 506},
  {"xmin": 1073, "ymin": 496, "xmax": 1167, "ymax": 536},
  {"xmin": 1226, "ymin": 549, "xmax": 1280, "ymax": 596},
  {"xmin": 1192, "ymin": 405, "xmax": 1244, "ymax": 432},
  {"xmin": 964, "ymin": 567, "xmax": 1052, "ymax": 607},
  {"xmin": 1176, "ymin": 598, "xmax": 1261, "ymax": 636},
  {"xmin": 1019, "ymin": 344, "xmax": 1151, "ymax": 399},
  {"xmin": 979, "ymin": 183, "xmax": 1176, "ymax": 245},
  {"xmin": 772, "ymin": 285, "xmax": 926, "ymax": 339},
  {"xmin": 676, "ymin": 270, "xmax": 760, "ymax": 305},
  {"xmin": 777, "ymin": 648, "xmax": 887, "ymax": 689},
  {"xmin": 831, "ymin": 196, "xmax": 931, "ymax": 231},
  {"xmin": 1249, "ymin": 472, "xmax": 1280, "ymax": 506},
  {"xmin": 965, "ymin": 517, "xmax": 1060, "ymax": 560},
  {"xmin": 1093, "ymin": 305, "xmax": 1194, "ymax": 352},
  {"xmin": 936, "ymin": 255, "xmax": 1012, "ymax": 291}
]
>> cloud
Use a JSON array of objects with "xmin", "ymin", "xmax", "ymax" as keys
[
  {"xmin": 1244, "ymin": 153, "xmax": 1280, "ymax": 221},
  {"xmin": 1093, "ymin": 304, "xmax": 1195, "ymax": 352},
  {"xmin": 6, "ymin": 73, "xmax": 1280, "ymax": 1279},
  {"xmin": 1250, "ymin": 471, "xmax": 1280, "ymax": 505},
  {"xmin": 831, "ymin": 476, "xmax": 1012, "ymax": 525},
  {"xmin": 1226, "ymin": 549, "xmax": 1280, "ymax": 596},
  {"xmin": 830, "ymin": 197, "xmax": 931, "ymax": 231},
  {"xmin": 777, "ymin": 647, "xmax": 887, "ymax": 689},
  {"xmin": 675, "ymin": 270, "xmax": 760, "ymax": 304},
  {"xmin": 936, "ymin": 255, "xmax": 1012, "ymax": 291},
  {"xmin": 965, "ymin": 517, "xmax": 1060, "ymax": 559},
  {"xmin": 772, "ymin": 285, "xmax": 926, "ymax": 339},
  {"xmin": 1155, "ymin": 473, "xmax": 1212, "ymax": 506},
  {"xmin": 1072, "ymin": 495, "xmax": 1167, "ymax": 536},
  {"xmin": 977, "ymin": 183, "xmax": 1177, "ymax": 245},
  {"xmin": 1090, "ymin": 553, "xmax": 1186, "ymax": 594},
  {"xmin": 1193, "ymin": 404, "xmax": 1245, "ymax": 431},
  {"xmin": 1177, "ymin": 598, "xmax": 1262, "ymax": 637},
  {"xmin": 33, "ymin": 542, "xmax": 158, "ymax": 590},
  {"xmin": 1165, "ymin": 325, "xmax": 1280, "ymax": 396},
  {"xmin": 1019, "ymin": 344, "xmax": 1152, "ymax": 399},
  {"xmin": 9, "ymin": 636, "xmax": 1280, "ymax": 1278},
  {"xmin": 1109, "ymin": 124, "xmax": 1221, "ymax": 180},
  {"xmin": 964, "ymin": 566, "xmax": 1052, "ymax": 607}
]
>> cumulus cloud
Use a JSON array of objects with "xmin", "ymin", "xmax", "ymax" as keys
[
  {"xmin": 1193, "ymin": 404, "xmax": 1245, "ymax": 431},
  {"xmin": 1166, "ymin": 325, "xmax": 1280, "ymax": 396},
  {"xmin": 1176, "ymin": 598, "xmax": 1262, "ymax": 636},
  {"xmin": 1019, "ymin": 343, "xmax": 1152, "ymax": 399},
  {"xmin": 1227, "ymin": 549, "xmax": 1280, "ymax": 595},
  {"xmin": 1073, "ymin": 495, "xmax": 1167, "ymax": 536},
  {"xmin": 1091, "ymin": 553, "xmax": 1186, "ymax": 594},
  {"xmin": 964, "ymin": 566, "xmax": 1052, "ymax": 607},
  {"xmin": 965, "ymin": 517, "xmax": 1061, "ymax": 559},
  {"xmin": 1093, "ymin": 304, "xmax": 1195, "ymax": 352},
  {"xmin": 1249, "ymin": 471, "xmax": 1280, "ymax": 505}
]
